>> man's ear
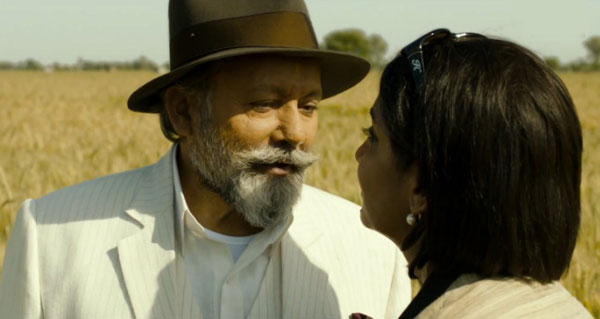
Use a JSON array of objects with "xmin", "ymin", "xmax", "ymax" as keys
[
  {"xmin": 164, "ymin": 86, "xmax": 194, "ymax": 138},
  {"xmin": 408, "ymin": 164, "xmax": 427, "ymax": 216}
]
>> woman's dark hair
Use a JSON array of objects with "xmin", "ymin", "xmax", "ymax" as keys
[{"xmin": 379, "ymin": 36, "xmax": 583, "ymax": 283}]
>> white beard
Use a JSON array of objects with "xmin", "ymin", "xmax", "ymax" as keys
[{"xmin": 188, "ymin": 122, "xmax": 318, "ymax": 228}]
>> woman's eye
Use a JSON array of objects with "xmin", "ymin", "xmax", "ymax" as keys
[{"xmin": 362, "ymin": 126, "xmax": 377, "ymax": 142}]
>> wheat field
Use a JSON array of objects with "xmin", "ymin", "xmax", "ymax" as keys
[{"xmin": 0, "ymin": 70, "xmax": 598, "ymax": 316}]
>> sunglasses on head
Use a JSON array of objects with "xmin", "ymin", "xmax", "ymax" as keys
[{"xmin": 400, "ymin": 28, "xmax": 487, "ymax": 97}]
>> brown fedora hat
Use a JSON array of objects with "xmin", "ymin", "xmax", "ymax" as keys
[{"xmin": 127, "ymin": 0, "xmax": 370, "ymax": 113}]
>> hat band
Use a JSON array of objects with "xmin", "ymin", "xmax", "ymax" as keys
[{"xmin": 170, "ymin": 12, "xmax": 319, "ymax": 69}]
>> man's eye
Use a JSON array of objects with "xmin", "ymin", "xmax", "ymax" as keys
[
  {"xmin": 300, "ymin": 103, "xmax": 319, "ymax": 114},
  {"xmin": 362, "ymin": 126, "xmax": 377, "ymax": 142},
  {"xmin": 250, "ymin": 100, "xmax": 277, "ymax": 112}
]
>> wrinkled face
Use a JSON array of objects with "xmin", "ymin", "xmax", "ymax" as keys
[
  {"xmin": 188, "ymin": 55, "xmax": 322, "ymax": 228},
  {"xmin": 355, "ymin": 99, "xmax": 418, "ymax": 244}
]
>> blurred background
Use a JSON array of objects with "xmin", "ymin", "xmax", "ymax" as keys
[{"xmin": 1, "ymin": 0, "xmax": 599, "ymax": 316}]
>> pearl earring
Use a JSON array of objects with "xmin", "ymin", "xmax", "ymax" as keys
[{"xmin": 406, "ymin": 213, "xmax": 416, "ymax": 226}]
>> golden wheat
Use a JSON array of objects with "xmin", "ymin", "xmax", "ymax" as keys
[{"xmin": 0, "ymin": 70, "xmax": 598, "ymax": 316}]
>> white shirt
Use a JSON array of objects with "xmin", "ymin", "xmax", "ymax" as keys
[
  {"xmin": 203, "ymin": 228, "xmax": 256, "ymax": 262},
  {"xmin": 172, "ymin": 146, "xmax": 292, "ymax": 318}
]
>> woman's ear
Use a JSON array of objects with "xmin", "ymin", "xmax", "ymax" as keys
[
  {"xmin": 408, "ymin": 164, "xmax": 427, "ymax": 216},
  {"xmin": 410, "ymin": 192, "xmax": 427, "ymax": 216},
  {"xmin": 164, "ymin": 86, "xmax": 194, "ymax": 138}
]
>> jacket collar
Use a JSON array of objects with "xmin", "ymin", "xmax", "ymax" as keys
[
  {"xmin": 116, "ymin": 146, "xmax": 331, "ymax": 318},
  {"xmin": 117, "ymin": 146, "xmax": 180, "ymax": 318}
]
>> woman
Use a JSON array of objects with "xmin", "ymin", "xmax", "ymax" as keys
[{"xmin": 354, "ymin": 29, "xmax": 592, "ymax": 318}]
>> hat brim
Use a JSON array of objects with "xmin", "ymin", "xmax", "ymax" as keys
[{"xmin": 127, "ymin": 47, "xmax": 370, "ymax": 113}]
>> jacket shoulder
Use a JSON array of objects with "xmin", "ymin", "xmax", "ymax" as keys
[
  {"xmin": 294, "ymin": 185, "xmax": 411, "ymax": 317},
  {"xmin": 32, "ymin": 164, "xmax": 151, "ymax": 221},
  {"xmin": 298, "ymin": 184, "xmax": 360, "ymax": 214},
  {"xmin": 420, "ymin": 275, "xmax": 593, "ymax": 319},
  {"xmin": 296, "ymin": 184, "xmax": 398, "ymax": 249}
]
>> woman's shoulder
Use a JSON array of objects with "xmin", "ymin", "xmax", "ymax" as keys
[{"xmin": 417, "ymin": 274, "xmax": 592, "ymax": 319}]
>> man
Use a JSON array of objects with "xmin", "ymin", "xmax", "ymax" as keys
[{"xmin": 0, "ymin": 0, "xmax": 411, "ymax": 318}]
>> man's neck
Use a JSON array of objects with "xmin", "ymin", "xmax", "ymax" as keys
[{"xmin": 177, "ymin": 144, "xmax": 263, "ymax": 236}]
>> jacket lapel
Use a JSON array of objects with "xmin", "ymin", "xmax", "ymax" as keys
[
  {"xmin": 281, "ymin": 193, "xmax": 339, "ymax": 318},
  {"xmin": 117, "ymin": 147, "xmax": 181, "ymax": 318}
]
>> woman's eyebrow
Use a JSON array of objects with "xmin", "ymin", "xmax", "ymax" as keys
[{"xmin": 370, "ymin": 108, "xmax": 377, "ymax": 123}]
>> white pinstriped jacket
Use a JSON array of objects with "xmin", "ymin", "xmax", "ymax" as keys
[
  {"xmin": 416, "ymin": 274, "xmax": 592, "ymax": 319},
  {"xmin": 0, "ymin": 148, "xmax": 411, "ymax": 318}
]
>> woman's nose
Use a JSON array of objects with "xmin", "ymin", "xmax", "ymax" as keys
[{"xmin": 355, "ymin": 141, "xmax": 366, "ymax": 162}]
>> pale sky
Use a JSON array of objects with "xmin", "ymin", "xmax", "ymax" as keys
[{"xmin": 1, "ymin": 0, "xmax": 599, "ymax": 65}]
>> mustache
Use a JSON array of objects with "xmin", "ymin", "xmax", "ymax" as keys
[{"xmin": 232, "ymin": 146, "xmax": 320, "ymax": 171}]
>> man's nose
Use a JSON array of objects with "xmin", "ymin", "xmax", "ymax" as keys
[{"xmin": 275, "ymin": 102, "xmax": 305, "ymax": 147}]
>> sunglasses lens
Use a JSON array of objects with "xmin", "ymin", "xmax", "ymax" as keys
[
  {"xmin": 423, "ymin": 30, "xmax": 451, "ymax": 46},
  {"xmin": 455, "ymin": 32, "xmax": 485, "ymax": 39},
  {"xmin": 402, "ymin": 29, "xmax": 487, "ymax": 102}
]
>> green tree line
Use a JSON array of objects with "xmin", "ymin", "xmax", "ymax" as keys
[
  {"xmin": 322, "ymin": 29, "xmax": 600, "ymax": 72},
  {"xmin": 2, "ymin": 32, "xmax": 599, "ymax": 72},
  {"xmin": 0, "ymin": 56, "xmax": 169, "ymax": 72},
  {"xmin": 531, "ymin": 36, "xmax": 600, "ymax": 71}
]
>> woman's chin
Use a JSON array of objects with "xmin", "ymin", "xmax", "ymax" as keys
[{"xmin": 359, "ymin": 207, "xmax": 373, "ymax": 229}]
